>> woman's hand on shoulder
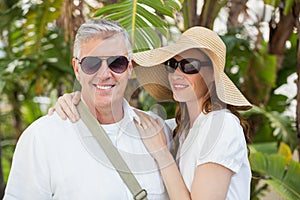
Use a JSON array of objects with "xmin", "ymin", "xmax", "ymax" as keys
[
  {"xmin": 48, "ymin": 91, "xmax": 81, "ymax": 123},
  {"xmin": 133, "ymin": 110, "xmax": 167, "ymax": 158}
]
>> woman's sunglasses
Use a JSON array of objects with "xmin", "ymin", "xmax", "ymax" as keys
[
  {"xmin": 164, "ymin": 58, "xmax": 212, "ymax": 74},
  {"xmin": 76, "ymin": 56, "xmax": 130, "ymax": 75}
]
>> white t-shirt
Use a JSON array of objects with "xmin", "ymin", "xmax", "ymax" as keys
[
  {"xmin": 176, "ymin": 109, "xmax": 251, "ymax": 200},
  {"xmin": 4, "ymin": 100, "xmax": 171, "ymax": 200}
]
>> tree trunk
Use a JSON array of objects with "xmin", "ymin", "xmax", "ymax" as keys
[
  {"xmin": 182, "ymin": 0, "xmax": 197, "ymax": 29},
  {"xmin": 268, "ymin": 6, "xmax": 296, "ymax": 55},
  {"xmin": 198, "ymin": 0, "xmax": 227, "ymax": 29},
  {"xmin": 227, "ymin": 0, "xmax": 248, "ymax": 29}
]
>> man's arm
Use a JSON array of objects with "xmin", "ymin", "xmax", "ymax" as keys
[{"xmin": 4, "ymin": 125, "xmax": 52, "ymax": 200}]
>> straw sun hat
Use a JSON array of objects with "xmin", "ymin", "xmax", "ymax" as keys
[{"xmin": 133, "ymin": 26, "xmax": 252, "ymax": 109}]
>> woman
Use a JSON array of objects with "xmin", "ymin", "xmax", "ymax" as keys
[{"xmin": 50, "ymin": 26, "xmax": 252, "ymax": 199}]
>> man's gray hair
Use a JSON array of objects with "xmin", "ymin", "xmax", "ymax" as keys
[{"xmin": 73, "ymin": 19, "xmax": 132, "ymax": 58}]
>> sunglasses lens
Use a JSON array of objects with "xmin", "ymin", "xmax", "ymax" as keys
[
  {"xmin": 164, "ymin": 58, "xmax": 177, "ymax": 73},
  {"xmin": 181, "ymin": 59, "xmax": 201, "ymax": 74},
  {"xmin": 79, "ymin": 56, "xmax": 129, "ymax": 74},
  {"xmin": 107, "ymin": 56, "xmax": 129, "ymax": 73},
  {"xmin": 81, "ymin": 57, "xmax": 102, "ymax": 74},
  {"xmin": 165, "ymin": 58, "xmax": 209, "ymax": 74}
]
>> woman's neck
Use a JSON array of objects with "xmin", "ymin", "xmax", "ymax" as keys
[{"xmin": 186, "ymin": 99, "xmax": 203, "ymax": 128}]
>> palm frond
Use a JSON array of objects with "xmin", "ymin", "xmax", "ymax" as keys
[
  {"xmin": 250, "ymin": 152, "xmax": 300, "ymax": 200},
  {"xmin": 94, "ymin": 0, "xmax": 181, "ymax": 52},
  {"xmin": 244, "ymin": 105, "xmax": 297, "ymax": 150},
  {"xmin": 22, "ymin": 0, "xmax": 63, "ymax": 55}
]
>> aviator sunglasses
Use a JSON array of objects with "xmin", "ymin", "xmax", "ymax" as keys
[
  {"xmin": 76, "ymin": 56, "xmax": 130, "ymax": 75},
  {"xmin": 164, "ymin": 57, "xmax": 212, "ymax": 74}
]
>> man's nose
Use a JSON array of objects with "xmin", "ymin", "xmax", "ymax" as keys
[{"xmin": 95, "ymin": 60, "xmax": 113, "ymax": 78}]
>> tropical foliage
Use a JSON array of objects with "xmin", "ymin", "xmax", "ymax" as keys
[{"xmin": 0, "ymin": 0, "xmax": 299, "ymax": 199}]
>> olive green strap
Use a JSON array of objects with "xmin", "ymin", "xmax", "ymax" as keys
[{"xmin": 77, "ymin": 101, "xmax": 147, "ymax": 200}]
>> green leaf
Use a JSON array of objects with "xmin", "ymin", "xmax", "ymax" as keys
[
  {"xmin": 263, "ymin": 0, "xmax": 281, "ymax": 7},
  {"xmin": 250, "ymin": 152, "xmax": 300, "ymax": 200},
  {"xmin": 252, "ymin": 50, "xmax": 277, "ymax": 87},
  {"xmin": 136, "ymin": 4, "xmax": 168, "ymax": 36},
  {"xmin": 283, "ymin": 0, "xmax": 295, "ymax": 15},
  {"xmin": 103, "ymin": 9, "xmax": 133, "ymax": 21},
  {"xmin": 135, "ymin": 16, "xmax": 162, "ymax": 47},
  {"xmin": 140, "ymin": 0, "xmax": 181, "ymax": 17},
  {"xmin": 93, "ymin": 0, "xmax": 180, "ymax": 51},
  {"xmin": 245, "ymin": 105, "xmax": 297, "ymax": 150},
  {"xmin": 22, "ymin": 0, "xmax": 63, "ymax": 55},
  {"xmin": 94, "ymin": 1, "xmax": 132, "ymax": 17},
  {"xmin": 222, "ymin": 33, "xmax": 251, "ymax": 88},
  {"xmin": 267, "ymin": 94, "xmax": 288, "ymax": 113},
  {"xmin": 249, "ymin": 142, "xmax": 278, "ymax": 154}
]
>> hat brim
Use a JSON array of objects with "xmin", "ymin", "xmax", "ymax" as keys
[
  {"xmin": 134, "ymin": 41, "xmax": 205, "ymax": 67},
  {"xmin": 133, "ymin": 63, "xmax": 173, "ymax": 102}
]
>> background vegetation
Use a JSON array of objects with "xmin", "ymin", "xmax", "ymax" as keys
[{"xmin": 0, "ymin": 0, "xmax": 299, "ymax": 199}]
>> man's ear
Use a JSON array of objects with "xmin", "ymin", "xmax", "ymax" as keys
[
  {"xmin": 72, "ymin": 58, "xmax": 80, "ymax": 80},
  {"xmin": 127, "ymin": 61, "xmax": 133, "ymax": 78}
]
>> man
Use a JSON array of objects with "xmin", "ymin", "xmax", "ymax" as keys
[{"xmin": 4, "ymin": 19, "xmax": 171, "ymax": 199}]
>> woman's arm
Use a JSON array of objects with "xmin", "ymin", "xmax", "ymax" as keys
[
  {"xmin": 48, "ymin": 91, "xmax": 81, "ymax": 122},
  {"xmin": 191, "ymin": 163, "xmax": 233, "ymax": 199},
  {"xmin": 155, "ymin": 149, "xmax": 191, "ymax": 200},
  {"xmin": 134, "ymin": 110, "xmax": 234, "ymax": 200},
  {"xmin": 134, "ymin": 110, "xmax": 191, "ymax": 200}
]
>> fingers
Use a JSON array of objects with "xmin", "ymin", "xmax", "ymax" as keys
[
  {"xmin": 52, "ymin": 93, "xmax": 80, "ymax": 123},
  {"xmin": 134, "ymin": 118, "xmax": 153, "ymax": 138},
  {"xmin": 134, "ymin": 110, "xmax": 153, "ymax": 129},
  {"xmin": 134, "ymin": 110, "xmax": 163, "ymax": 137},
  {"xmin": 54, "ymin": 96, "xmax": 68, "ymax": 120},
  {"xmin": 48, "ymin": 107, "xmax": 55, "ymax": 115},
  {"xmin": 48, "ymin": 91, "xmax": 81, "ymax": 123},
  {"xmin": 134, "ymin": 109, "xmax": 154, "ymax": 123},
  {"xmin": 70, "ymin": 92, "xmax": 80, "ymax": 121},
  {"xmin": 72, "ymin": 91, "xmax": 81, "ymax": 105},
  {"xmin": 134, "ymin": 114, "xmax": 167, "ymax": 157},
  {"xmin": 62, "ymin": 93, "xmax": 80, "ymax": 122}
]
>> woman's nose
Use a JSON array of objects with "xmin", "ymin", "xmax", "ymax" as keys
[{"xmin": 170, "ymin": 68, "xmax": 184, "ymax": 80}]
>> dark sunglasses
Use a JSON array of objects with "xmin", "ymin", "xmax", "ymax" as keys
[
  {"xmin": 164, "ymin": 57, "xmax": 212, "ymax": 74},
  {"xmin": 76, "ymin": 56, "xmax": 130, "ymax": 74}
]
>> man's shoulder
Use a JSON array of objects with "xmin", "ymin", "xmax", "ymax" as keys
[
  {"xmin": 22, "ymin": 112, "xmax": 74, "ymax": 140},
  {"xmin": 29, "ymin": 112, "xmax": 70, "ymax": 128}
]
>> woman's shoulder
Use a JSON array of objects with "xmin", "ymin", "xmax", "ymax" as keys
[
  {"xmin": 195, "ymin": 110, "xmax": 248, "ymax": 166},
  {"xmin": 200, "ymin": 109, "xmax": 240, "ymax": 126},
  {"xmin": 193, "ymin": 109, "xmax": 244, "ymax": 146}
]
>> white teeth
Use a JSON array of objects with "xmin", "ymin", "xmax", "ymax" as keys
[
  {"xmin": 96, "ymin": 85, "xmax": 113, "ymax": 90},
  {"xmin": 174, "ymin": 84, "xmax": 187, "ymax": 88}
]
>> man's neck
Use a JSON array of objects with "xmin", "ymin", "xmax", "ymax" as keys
[
  {"xmin": 95, "ymin": 103, "xmax": 124, "ymax": 124},
  {"xmin": 82, "ymin": 98, "xmax": 124, "ymax": 125}
]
